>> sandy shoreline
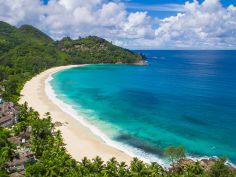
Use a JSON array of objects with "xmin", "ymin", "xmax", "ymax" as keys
[{"xmin": 19, "ymin": 65, "xmax": 132, "ymax": 163}]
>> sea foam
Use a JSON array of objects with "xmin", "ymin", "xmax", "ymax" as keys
[
  {"xmin": 45, "ymin": 67, "xmax": 236, "ymax": 169},
  {"xmin": 45, "ymin": 71, "xmax": 167, "ymax": 167}
]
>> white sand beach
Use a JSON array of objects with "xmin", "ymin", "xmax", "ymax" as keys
[{"xmin": 19, "ymin": 65, "xmax": 132, "ymax": 163}]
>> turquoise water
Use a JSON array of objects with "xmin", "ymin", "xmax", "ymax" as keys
[{"xmin": 50, "ymin": 50, "xmax": 236, "ymax": 165}]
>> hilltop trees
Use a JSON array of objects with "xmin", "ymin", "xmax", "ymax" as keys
[
  {"xmin": 56, "ymin": 36, "xmax": 144, "ymax": 64},
  {"xmin": 0, "ymin": 21, "xmax": 144, "ymax": 103}
]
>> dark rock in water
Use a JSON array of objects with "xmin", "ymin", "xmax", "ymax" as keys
[
  {"xmin": 115, "ymin": 134, "xmax": 163, "ymax": 156},
  {"xmin": 182, "ymin": 115, "xmax": 207, "ymax": 126}
]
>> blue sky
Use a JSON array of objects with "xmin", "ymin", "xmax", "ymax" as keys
[
  {"xmin": 41, "ymin": 0, "xmax": 236, "ymax": 18},
  {"xmin": 1, "ymin": 0, "xmax": 236, "ymax": 49},
  {"xmin": 124, "ymin": 0, "xmax": 236, "ymax": 18},
  {"xmin": 42, "ymin": 0, "xmax": 235, "ymax": 8}
]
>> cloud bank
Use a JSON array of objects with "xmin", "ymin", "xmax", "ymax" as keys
[{"xmin": 0, "ymin": 0, "xmax": 235, "ymax": 49}]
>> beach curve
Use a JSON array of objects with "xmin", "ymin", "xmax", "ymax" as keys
[
  {"xmin": 19, "ymin": 65, "xmax": 133, "ymax": 163},
  {"xmin": 18, "ymin": 64, "xmax": 236, "ymax": 168}
]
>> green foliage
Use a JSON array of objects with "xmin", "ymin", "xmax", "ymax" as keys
[
  {"xmin": 12, "ymin": 121, "xmax": 28, "ymax": 135},
  {"xmin": 0, "ymin": 169, "xmax": 9, "ymax": 177},
  {"xmin": 0, "ymin": 66, "xmax": 12, "ymax": 81},
  {"xmin": 18, "ymin": 102, "xmax": 39, "ymax": 123},
  {"xmin": 0, "ymin": 22, "xmax": 70, "ymax": 102},
  {"xmin": 1, "ymin": 74, "xmax": 27, "ymax": 102},
  {"xmin": 0, "ymin": 128, "xmax": 15, "ymax": 170},
  {"xmin": 208, "ymin": 157, "xmax": 234, "ymax": 177},
  {"xmin": 0, "ymin": 21, "xmax": 19, "ymax": 56},
  {"xmin": 0, "ymin": 21, "xmax": 144, "ymax": 103},
  {"xmin": 165, "ymin": 146, "xmax": 185, "ymax": 164},
  {"xmin": 18, "ymin": 24, "xmax": 53, "ymax": 44},
  {"xmin": 2, "ymin": 104, "xmax": 236, "ymax": 176},
  {"xmin": 176, "ymin": 161, "xmax": 205, "ymax": 177},
  {"xmin": 14, "ymin": 105, "xmax": 169, "ymax": 177},
  {"xmin": 186, "ymin": 162, "xmax": 205, "ymax": 176},
  {"xmin": 32, "ymin": 118, "xmax": 52, "ymax": 140},
  {"xmin": 56, "ymin": 36, "xmax": 144, "ymax": 64},
  {"xmin": 1, "ymin": 21, "xmax": 234, "ymax": 177}
]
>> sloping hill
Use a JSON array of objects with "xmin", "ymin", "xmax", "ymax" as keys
[
  {"xmin": 0, "ymin": 21, "xmax": 20, "ymax": 55},
  {"xmin": 19, "ymin": 25, "xmax": 53, "ymax": 44},
  {"xmin": 0, "ymin": 21, "xmax": 145, "ymax": 102},
  {"xmin": 56, "ymin": 36, "xmax": 144, "ymax": 64},
  {"xmin": 0, "ymin": 22, "xmax": 69, "ymax": 74}
]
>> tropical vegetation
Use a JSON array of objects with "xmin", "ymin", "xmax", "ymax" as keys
[
  {"xmin": 56, "ymin": 36, "xmax": 144, "ymax": 64},
  {"xmin": 0, "ymin": 21, "xmax": 144, "ymax": 103},
  {"xmin": 0, "ymin": 20, "xmax": 235, "ymax": 176},
  {"xmin": 1, "ymin": 103, "xmax": 235, "ymax": 176}
]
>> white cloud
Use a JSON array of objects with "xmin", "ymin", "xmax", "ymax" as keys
[
  {"xmin": 0, "ymin": 0, "xmax": 235, "ymax": 49},
  {"xmin": 123, "ymin": 12, "xmax": 154, "ymax": 38},
  {"xmin": 58, "ymin": 0, "xmax": 102, "ymax": 10},
  {"xmin": 0, "ymin": 0, "xmax": 43, "ymax": 25},
  {"xmin": 154, "ymin": 0, "xmax": 236, "ymax": 49},
  {"xmin": 98, "ymin": 2, "xmax": 126, "ymax": 27}
]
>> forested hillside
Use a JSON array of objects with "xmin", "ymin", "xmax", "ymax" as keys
[
  {"xmin": 0, "ymin": 21, "xmax": 144, "ymax": 102},
  {"xmin": 56, "ymin": 36, "xmax": 144, "ymax": 64}
]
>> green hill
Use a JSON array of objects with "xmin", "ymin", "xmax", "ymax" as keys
[
  {"xmin": 0, "ymin": 21, "xmax": 145, "ymax": 102},
  {"xmin": 56, "ymin": 36, "xmax": 144, "ymax": 64},
  {"xmin": 0, "ymin": 22, "xmax": 144, "ymax": 66},
  {"xmin": 18, "ymin": 24, "xmax": 53, "ymax": 44},
  {"xmin": 0, "ymin": 22, "xmax": 69, "ymax": 74},
  {"xmin": 0, "ymin": 21, "xmax": 19, "ymax": 55}
]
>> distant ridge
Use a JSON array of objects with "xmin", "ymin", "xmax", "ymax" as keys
[
  {"xmin": 56, "ymin": 35, "xmax": 144, "ymax": 64},
  {"xmin": 0, "ymin": 21, "xmax": 145, "ymax": 102},
  {"xmin": 0, "ymin": 21, "xmax": 145, "ymax": 65},
  {"xmin": 18, "ymin": 24, "xmax": 53, "ymax": 43}
]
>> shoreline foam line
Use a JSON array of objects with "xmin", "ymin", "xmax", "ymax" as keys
[
  {"xmin": 45, "ymin": 65, "xmax": 236, "ymax": 168},
  {"xmin": 20, "ymin": 65, "xmax": 135, "ymax": 163},
  {"xmin": 45, "ymin": 67, "xmax": 167, "ymax": 167}
]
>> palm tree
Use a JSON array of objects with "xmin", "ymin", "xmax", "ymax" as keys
[
  {"xmin": 186, "ymin": 161, "xmax": 204, "ymax": 176},
  {"xmin": 103, "ymin": 157, "xmax": 119, "ymax": 176},
  {"xmin": 92, "ymin": 156, "xmax": 104, "ymax": 174},
  {"xmin": 54, "ymin": 130, "xmax": 63, "ymax": 147},
  {"xmin": 149, "ymin": 162, "xmax": 167, "ymax": 176},
  {"xmin": 130, "ymin": 158, "xmax": 149, "ymax": 176},
  {"xmin": 117, "ymin": 161, "xmax": 129, "ymax": 177}
]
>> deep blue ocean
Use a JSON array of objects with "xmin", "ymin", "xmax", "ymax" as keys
[{"xmin": 50, "ymin": 50, "xmax": 236, "ymax": 165}]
